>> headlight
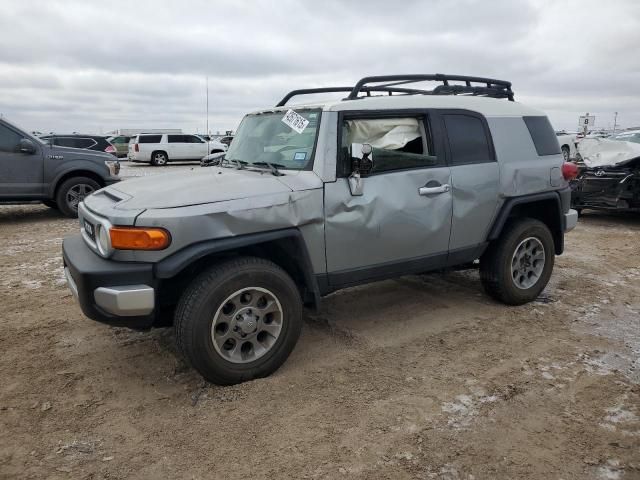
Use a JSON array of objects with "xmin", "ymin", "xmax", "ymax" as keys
[
  {"xmin": 105, "ymin": 160, "xmax": 120, "ymax": 176},
  {"xmin": 96, "ymin": 224, "xmax": 111, "ymax": 256},
  {"xmin": 109, "ymin": 226, "xmax": 171, "ymax": 250}
]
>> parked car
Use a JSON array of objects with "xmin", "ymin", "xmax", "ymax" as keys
[
  {"xmin": 610, "ymin": 130, "xmax": 640, "ymax": 144},
  {"xmin": 0, "ymin": 118, "xmax": 120, "ymax": 217},
  {"xmin": 571, "ymin": 131, "xmax": 640, "ymax": 213},
  {"xmin": 63, "ymin": 74, "xmax": 577, "ymax": 385},
  {"xmin": 40, "ymin": 134, "xmax": 118, "ymax": 157},
  {"xmin": 128, "ymin": 133, "xmax": 227, "ymax": 166},
  {"xmin": 106, "ymin": 135, "xmax": 132, "ymax": 158},
  {"xmin": 555, "ymin": 131, "xmax": 578, "ymax": 161}
]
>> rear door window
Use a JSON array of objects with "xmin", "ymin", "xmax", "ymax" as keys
[
  {"xmin": 523, "ymin": 116, "xmax": 562, "ymax": 156},
  {"xmin": 53, "ymin": 137, "xmax": 72, "ymax": 147},
  {"xmin": 139, "ymin": 135, "xmax": 162, "ymax": 143},
  {"xmin": 443, "ymin": 114, "xmax": 494, "ymax": 165},
  {"xmin": 168, "ymin": 135, "xmax": 186, "ymax": 143},
  {"xmin": 75, "ymin": 138, "xmax": 97, "ymax": 149}
]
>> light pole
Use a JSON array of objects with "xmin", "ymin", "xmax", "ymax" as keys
[{"xmin": 613, "ymin": 112, "xmax": 618, "ymax": 135}]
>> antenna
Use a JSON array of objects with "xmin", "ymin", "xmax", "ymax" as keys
[{"xmin": 206, "ymin": 76, "xmax": 209, "ymax": 139}]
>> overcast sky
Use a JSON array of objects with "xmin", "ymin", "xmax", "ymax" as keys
[{"xmin": 1, "ymin": 0, "xmax": 638, "ymax": 135}]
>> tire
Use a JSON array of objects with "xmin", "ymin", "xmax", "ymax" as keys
[
  {"xmin": 561, "ymin": 146, "xmax": 570, "ymax": 162},
  {"xmin": 151, "ymin": 151, "xmax": 168, "ymax": 166},
  {"xmin": 175, "ymin": 256, "xmax": 303, "ymax": 385},
  {"xmin": 42, "ymin": 200, "xmax": 58, "ymax": 210},
  {"xmin": 55, "ymin": 176, "xmax": 101, "ymax": 218},
  {"xmin": 480, "ymin": 218, "xmax": 555, "ymax": 305}
]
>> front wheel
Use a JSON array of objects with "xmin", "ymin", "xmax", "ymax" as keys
[
  {"xmin": 175, "ymin": 257, "xmax": 303, "ymax": 385},
  {"xmin": 55, "ymin": 177, "xmax": 100, "ymax": 218},
  {"xmin": 561, "ymin": 146, "xmax": 570, "ymax": 162},
  {"xmin": 480, "ymin": 218, "xmax": 555, "ymax": 305}
]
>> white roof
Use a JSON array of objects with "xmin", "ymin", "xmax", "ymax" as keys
[{"xmin": 253, "ymin": 94, "xmax": 544, "ymax": 118}]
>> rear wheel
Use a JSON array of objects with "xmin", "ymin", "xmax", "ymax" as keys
[
  {"xmin": 55, "ymin": 177, "xmax": 100, "ymax": 218},
  {"xmin": 480, "ymin": 218, "xmax": 555, "ymax": 305},
  {"xmin": 175, "ymin": 257, "xmax": 303, "ymax": 385},
  {"xmin": 561, "ymin": 146, "xmax": 570, "ymax": 162},
  {"xmin": 151, "ymin": 151, "xmax": 168, "ymax": 166}
]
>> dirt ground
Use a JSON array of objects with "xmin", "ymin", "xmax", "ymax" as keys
[{"xmin": 1, "ymin": 164, "xmax": 639, "ymax": 479}]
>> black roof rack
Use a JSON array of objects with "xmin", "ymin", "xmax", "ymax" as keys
[{"xmin": 276, "ymin": 73, "xmax": 514, "ymax": 106}]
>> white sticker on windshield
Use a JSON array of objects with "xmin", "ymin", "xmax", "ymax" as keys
[{"xmin": 281, "ymin": 109, "xmax": 309, "ymax": 134}]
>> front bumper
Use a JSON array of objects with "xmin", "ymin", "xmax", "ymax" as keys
[
  {"xmin": 63, "ymin": 235, "xmax": 156, "ymax": 329},
  {"xmin": 564, "ymin": 209, "xmax": 578, "ymax": 232}
]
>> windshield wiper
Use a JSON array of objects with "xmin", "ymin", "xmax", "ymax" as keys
[
  {"xmin": 250, "ymin": 161, "xmax": 286, "ymax": 176},
  {"xmin": 220, "ymin": 157, "xmax": 248, "ymax": 169},
  {"xmin": 230, "ymin": 159, "xmax": 248, "ymax": 169},
  {"xmin": 201, "ymin": 153, "xmax": 225, "ymax": 167}
]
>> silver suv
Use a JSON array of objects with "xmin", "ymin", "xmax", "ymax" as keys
[{"xmin": 62, "ymin": 74, "xmax": 578, "ymax": 385}]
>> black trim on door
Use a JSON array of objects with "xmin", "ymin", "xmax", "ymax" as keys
[
  {"xmin": 318, "ymin": 242, "xmax": 488, "ymax": 295},
  {"xmin": 326, "ymin": 250, "xmax": 449, "ymax": 288}
]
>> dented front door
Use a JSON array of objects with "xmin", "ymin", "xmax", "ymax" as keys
[{"xmin": 324, "ymin": 165, "xmax": 453, "ymax": 285}]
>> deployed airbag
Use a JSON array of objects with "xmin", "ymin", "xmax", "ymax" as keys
[{"xmin": 345, "ymin": 118, "xmax": 421, "ymax": 150}]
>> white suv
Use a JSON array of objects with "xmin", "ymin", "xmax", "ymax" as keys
[{"xmin": 128, "ymin": 133, "xmax": 227, "ymax": 166}]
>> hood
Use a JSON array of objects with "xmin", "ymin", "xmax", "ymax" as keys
[
  {"xmin": 108, "ymin": 167, "xmax": 294, "ymax": 210},
  {"xmin": 578, "ymin": 138, "xmax": 640, "ymax": 168}
]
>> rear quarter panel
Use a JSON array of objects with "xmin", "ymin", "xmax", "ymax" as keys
[{"xmin": 487, "ymin": 116, "xmax": 564, "ymax": 197}]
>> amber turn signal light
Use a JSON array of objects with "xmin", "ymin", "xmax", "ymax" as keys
[{"xmin": 109, "ymin": 227, "xmax": 171, "ymax": 250}]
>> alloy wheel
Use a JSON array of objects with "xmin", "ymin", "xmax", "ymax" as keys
[
  {"xmin": 511, "ymin": 237, "xmax": 545, "ymax": 289},
  {"xmin": 211, "ymin": 287, "xmax": 284, "ymax": 364}
]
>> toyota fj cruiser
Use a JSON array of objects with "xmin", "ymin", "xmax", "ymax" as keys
[
  {"xmin": 62, "ymin": 74, "xmax": 578, "ymax": 385},
  {"xmin": 0, "ymin": 117, "xmax": 120, "ymax": 217}
]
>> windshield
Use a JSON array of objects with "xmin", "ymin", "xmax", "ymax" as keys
[
  {"xmin": 612, "ymin": 133, "xmax": 640, "ymax": 144},
  {"xmin": 225, "ymin": 109, "xmax": 321, "ymax": 170}
]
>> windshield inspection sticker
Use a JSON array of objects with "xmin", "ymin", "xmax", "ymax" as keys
[
  {"xmin": 293, "ymin": 152, "xmax": 307, "ymax": 162},
  {"xmin": 281, "ymin": 109, "xmax": 309, "ymax": 134}
]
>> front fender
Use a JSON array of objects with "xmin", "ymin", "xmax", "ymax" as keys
[
  {"xmin": 154, "ymin": 228, "xmax": 321, "ymax": 309},
  {"xmin": 46, "ymin": 159, "xmax": 114, "ymax": 197}
]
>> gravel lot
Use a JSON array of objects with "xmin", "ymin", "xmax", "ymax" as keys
[{"xmin": 1, "ymin": 163, "xmax": 639, "ymax": 479}]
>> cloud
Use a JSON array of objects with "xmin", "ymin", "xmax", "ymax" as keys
[{"xmin": 0, "ymin": 0, "xmax": 638, "ymax": 133}]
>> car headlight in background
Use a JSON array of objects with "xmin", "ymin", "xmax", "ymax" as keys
[{"xmin": 105, "ymin": 160, "xmax": 120, "ymax": 176}]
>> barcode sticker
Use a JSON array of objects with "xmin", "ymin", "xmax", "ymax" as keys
[{"xmin": 281, "ymin": 109, "xmax": 309, "ymax": 134}]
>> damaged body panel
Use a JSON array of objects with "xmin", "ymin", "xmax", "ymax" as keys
[
  {"xmin": 571, "ymin": 135, "xmax": 640, "ymax": 212},
  {"xmin": 62, "ymin": 73, "xmax": 578, "ymax": 385}
]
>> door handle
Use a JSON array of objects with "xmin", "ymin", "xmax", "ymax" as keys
[{"xmin": 419, "ymin": 184, "xmax": 450, "ymax": 196}]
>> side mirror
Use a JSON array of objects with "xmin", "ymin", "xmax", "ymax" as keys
[
  {"xmin": 20, "ymin": 138, "xmax": 36, "ymax": 154},
  {"xmin": 348, "ymin": 143, "xmax": 374, "ymax": 196},
  {"xmin": 351, "ymin": 143, "xmax": 373, "ymax": 175}
]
